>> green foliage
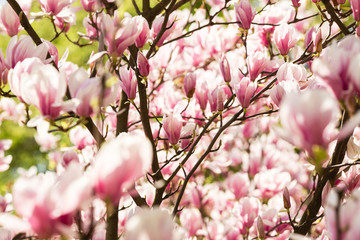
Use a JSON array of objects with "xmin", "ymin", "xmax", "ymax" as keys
[{"xmin": 0, "ymin": 121, "xmax": 47, "ymax": 193}]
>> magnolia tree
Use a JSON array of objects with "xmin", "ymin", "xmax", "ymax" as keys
[{"xmin": 2, "ymin": 0, "xmax": 360, "ymax": 239}]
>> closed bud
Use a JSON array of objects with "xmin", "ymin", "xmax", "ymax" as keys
[
  {"xmin": 283, "ymin": 187, "xmax": 291, "ymax": 209},
  {"xmin": 257, "ymin": 216, "xmax": 265, "ymax": 240},
  {"xmin": 220, "ymin": 54, "xmax": 231, "ymax": 83},
  {"xmin": 292, "ymin": 0, "xmax": 301, "ymax": 8},
  {"xmin": 183, "ymin": 72, "xmax": 196, "ymax": 98},
  {"xmin": 314, "ymin": 28, "xmax": 323, "ymax": 54},
  {"xmin": 163, "ymin": 114, "xmax": 183, "ymax": 145},
  {"xmin": 137, "ymin": 51, "xmax": 150, "ymax": 77}
]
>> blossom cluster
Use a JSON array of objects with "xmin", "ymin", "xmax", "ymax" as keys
[{"xmin": 0, "ymin": 0, "xmax": 360, "ymax": 239}]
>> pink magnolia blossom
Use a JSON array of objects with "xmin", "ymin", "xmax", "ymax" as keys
[
  {"xmin": 183, "ymin": 72, "xmax": 196, "ymax": 98},
  {"xmin": 69, "ymin": 126, "xmax": 96, "ymax": 150},
  {"xmin": 235, "ymin": 197, "xmax": 261, "ymax": 230},
  {"xmin": 234, "ymin": 77, "xmax": 257, "ymax": 108},
  {"xmin": 0, "ymin": 3, "xmax": 21, "ymax": 37},
  {"xmin": 305, "ymin": 26, "xmax": 323, "ymax": 53},
  {"xmin": 134, "ymin": 16, "xmax": 150, "ymax": 48},
  {"xmin": 275, "ymin": 90, "xmax": 340, "ymax": 158},
  {"xmin": 220, "ymin": 54, "xmax": 231, "ymax": 83},
  {"xmin": 102, "ymin": 14, "xmax": 141, "ymax": 57},
  {"xmin": 0, "ymin": 51, "xmax": 7, "ymax": 86},
  {"xmin": 125, "ymin": 208, "xmax": 174, "ymax": 240},
  {"xmin": 247, "ymin": 51, "xmax": 268, "ymax": 81},
  {"xmin": 151, "ymin": 14, "xmax": 177, "ymax": 47},
  {"xmin": 163, "ymin": 114, "xmax": 183, "ymax": 145},
  {"xmin": 69, "ymin": 68, "xmax": 118, "ymax": 116},
  {"xmin": 312, "ymin": 36, "xmax": 360, "ymax": 100},
  {"xmin": 61, "ymin": 150, "xmax": 80, "ymax": 167},
  {"xmin": 0, "ymin": 228, "xmax": 12, "ymax": 240},
  {"xmin": 350, "ymin": 0, "xmax": 360, "ymax": 21},
  {"xmin": 226, "ymin": 173, "xmax": 250, "ymax": 199},
  {"xmin": 119, "ymin": 66, "xmax": 137, "ymax": 100},
  {"xmin": 304, "ymin": 27, "xmax": 315, "ymax": 52},
  {"xmin": 254, "ymin": 169, "xmax": 291, "ymax": 199},
  {"xmin": 38, "ymin": 0, "xmax": 76, "ymax": 16},
  {"xmin": 12, "ymin": 163, "xmax": 92, "ymax": 238},
  {"xmin": 325, "ymin": 189, "xmax": 360, "ymax": 240},
  {"xmin": 5, "ymin": 36, "xmax": 48, "ymax": 69},
  {"xmin": 234, "ymin": 0, "xmax": 256, "ymax": 30},
  {"xmin": 8, "ymin": 58, "xmax": 43, "ymax": 102},
  {"xmin": 137, "ymin": 51, "xmax": 150, "ymax": 77},
  {"xmin": 53, "ymin": 7, "xmax": 77, "ymax": 32},
  {"xmin": 180, "ymin": 208, "xmax": 203, "ymax": 237},
  {"xmin": 19, "ymin": 62, "xmax": 68, "ymax": 118},
  {"xmin": 273, "ymin": 23, "xmax": 299, "ymax": 55},
  {"xmin": 195, "ymin": 82, "xmax": 209, "ymax": 110},
  {"xmin": 276, "ymin": 63, "xmax": 307, "ymax": 83},
  {"xmin": 270, "ymin": 80, "xmax": 300, "ymax": 107},
  {"xmin": 80, "ymin": 0, "xmax": 101, "ymax": 12},
  {"xmin": 92, "ymin": 133, "xmax": 152, "ymax": 204},
  {"xmin": 208, "ymin": 86, "xmax": 227, "ymax": 112}
]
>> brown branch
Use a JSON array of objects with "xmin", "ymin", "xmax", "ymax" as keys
[
  {"xmin": 321, "ymin": 0, "xmax": 350, "ymax": 35},
  {"xmin": 7, "ymin": 0, "xmax": 42, "ymax": 45},
  {"xmin": 294, "ymin": 112, "xmax": 350, "ymax": 235}
]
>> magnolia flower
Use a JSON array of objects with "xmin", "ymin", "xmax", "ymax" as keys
[
  {"xmin": 12, "ymin": 163, "xmax": 91, "ymax": 238},
  {"xmin": 134, "ymin": 16, "xmax": 150, "ymax": 48},
  {"xmin": 125, "ymin": 208, "xmax": 174, "ymax": 240},
  {"xmin": 0, "ymin": 3, "xmax": 21, "ymax": 37},
  {"xmin": 102, "ymin": 14, "xmax": 141, "ymax": 57},
  {"xmin": 220, "ymin": 54, "xmax": 231, "ymax": 83},
  {"xmin": 247, "ymin": 51, "xmax": 268, "ymax": 81},
  {"xmin": 5, "ymin": 36, "xmax": 48, "ymax": 69},
  {"xmin": 151, "ymin": 14, "xmax": 177, "ymax": 46},
  {"xmin": 137, "ymin": 51, "xmax": 150, "ymax": 77},
  {"xmin": 195, "ymin": 82, "xmax": 209, "ymax": 110},
  {"xmin": 38, "ymin": 0, "xmax": 77, "ymax": 16},
  {"xmin": 162, "ymin": 114, "xmax": 183, "ymax": 145},
  {"xmin": 92, "ymin": 133, "xmax": 152, "ymax": 204},
  {"xmin": 183, "ymin": 72, "xmax": 196, "ymax": 98},
  {"xmin": 234, "ymin": 0, "xmax": 256, "ymax": 30},
  {"xmin": 80, "ymin": 0, "xmax": 101, "ymax": 12},
  {"xmin": 234, "ymin": 77, "xmax": 257, "ymax": 108},
  {"xmin": 19, "ymin": 62, "xmax": 68, "ymax": 118},
  {"xmin": 276, "ymin": 63, "xmax": 308, "ymax": 83},
  {"xmin": 270, "ymin": 80, "xmax": 300, "ymax": 107},
  {"xmin": 274, "ymin": 24, "xmax": 299, "ymax": 55},
  {"xmin": 119, "ymin": 66, "xmax": 137, "ymax": 100},
  {"xmin": 275, "ymin": 90, "xmax": 340, "ymax": 158}
]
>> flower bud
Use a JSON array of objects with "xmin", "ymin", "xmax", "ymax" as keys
[
  {"xmin": 183, "ymin": 72, "xmax": 196, "ymax": 98},
  {"xmin": 283, "ymin": 187, "xmax": 291, "ymax": 209},
  {"xmin": 234, "ymin": 77, "xmax": 257, "ymax": 108},
  {"xmin": 257, "ymin": 216, "xmax": 265, "ymax": 239},
  {"xmin": 119, "ymin": 66, "xmax": 137, "ymax": 100},
  {"xmin": 314, "ymin": 28, "xmax": 323, "ymax": 54},
  {"xmin": 220, "ymin": 54, "xmax": 231, "ymax": 83},
  {"xmin": 274, "ymin": 24, "xmax": 299, "ymax": 56},
  {"xmin": 292, "ymin": 0, "xmax": 301, "ymax": 8},
  {"xmin": 137, "ymin": 51, "xmax": 150, "ymax": 77},
  {"xmin": 234, "ymin": 0, "xmax": 256, "ymax": 30},
  {"xmin": 163, "ymin": 114, "xmax": 183, "ymax": 145}
]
